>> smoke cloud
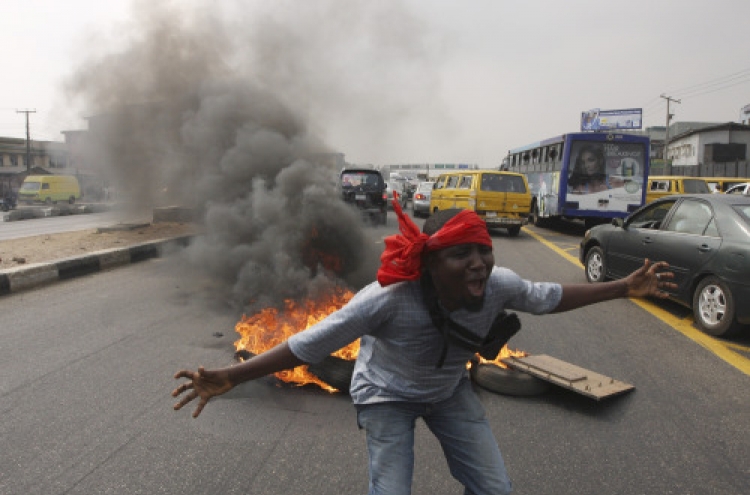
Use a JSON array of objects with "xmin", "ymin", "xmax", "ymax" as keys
[{"xmin": 64, "ymin": 0, "xmax": 444, "ymax": 312}]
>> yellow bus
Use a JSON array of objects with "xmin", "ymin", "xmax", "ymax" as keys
[{"xmin": 645, "ymin": 176, "xmax": 710, "ymax": 203}]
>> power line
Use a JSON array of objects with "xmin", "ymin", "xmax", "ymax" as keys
[
  {"xmin": 641, "ymin": 68, "xmax": 750, "ymax": 126},
  {"xmin": 676, "ymin": 76, "xmax": 750, "ymax": 101},
  {"xmin": 666, "ymin": 67, "xmax": 750, "ymax": 97}
]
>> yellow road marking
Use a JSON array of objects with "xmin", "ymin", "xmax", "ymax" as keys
[
  {"xmin": 725, "ymin": 341, "xmax": 750, "ymax": 352},
  {"xmin": 523, "ymin": 226, "xmax": 750, "ymax": 376}
]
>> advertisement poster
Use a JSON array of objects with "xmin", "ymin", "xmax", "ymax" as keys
[
  {"xmin": 566, "ymin": 140, "xmax": 646, "ymax": 211},
  {"xmin": 581, "ymin": 108, "xmax": 643, "ymax": 131}
]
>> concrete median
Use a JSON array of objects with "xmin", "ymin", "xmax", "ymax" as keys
[{"xmin": 0, "ymin": 235, "xmax": 195, "ymax": 297}]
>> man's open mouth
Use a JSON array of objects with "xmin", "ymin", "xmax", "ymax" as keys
[{"xmin": 466, "ymin": 278, "xmax": 486, "ymax": 297}]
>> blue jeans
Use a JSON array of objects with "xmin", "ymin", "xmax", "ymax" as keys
[{"xmin": 356, "ymin": 379, "xmax": 512, "ymax": 495}]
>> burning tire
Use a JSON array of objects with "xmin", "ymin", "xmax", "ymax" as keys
[
  {"xmin": 307, "ymin": 355, "xmax": 355, "ymax": 393},
  {"xmin": 235, "ymin": 349, "xmax": 354, "ymax": 393},
  {"xmin": 470, "ymin": 362, "xmax": 550, "ymax": 397}
]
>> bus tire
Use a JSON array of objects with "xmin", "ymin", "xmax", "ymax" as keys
[{"xmin": 532, "ymin": 203, "xmax": 547, "ymax": 227}]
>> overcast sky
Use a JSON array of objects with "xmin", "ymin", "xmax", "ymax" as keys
[{"xmin": 1, "ymin": 0, "xmax": 749, "ymax": 168}]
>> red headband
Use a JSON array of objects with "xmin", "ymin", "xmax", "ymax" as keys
[{"xmin": 376, "ymin": 192, "xmax": 492, "ymax": 286}]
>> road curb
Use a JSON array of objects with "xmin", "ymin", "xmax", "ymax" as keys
[
  {"xmin": 0, "ymin": 234, "xmax": 195, "ymax": 297},
  {"xmin": 2, "ymin": 202, "xmax": 112, "ymax": 222}
]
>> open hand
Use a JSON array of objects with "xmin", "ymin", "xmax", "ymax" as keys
[
  {"xmin": 625, "ymin": 259, "xmax": 677, "ymax": 299},
  {"xmin": 172, "ymin": 366, "xmax": 233, "ymax": 418}
]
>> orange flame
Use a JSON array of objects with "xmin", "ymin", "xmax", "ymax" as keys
[
  {"xmin": 474, "ymin": 344, "xmax": 528, "ymax": 369},
  {"xmin": 234, "ymin": 286, "xmax": 358, "ymax": 392}
]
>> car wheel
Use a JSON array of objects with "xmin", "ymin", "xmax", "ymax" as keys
[
  {"xmin": 692, "ymin": 276, "xmax": 741, "ymax": 337},
  {"xmin": 584, "ymin": 246, "xmax": 607, "ymax": 283},
  {"xmin": 507, "ymin": 226, "xmax": 521, "ymax": 237}
]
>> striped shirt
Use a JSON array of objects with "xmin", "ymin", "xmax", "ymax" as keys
[{"xmin": 288, "ymin": 266, "xmax": 562, "ymax": 405}]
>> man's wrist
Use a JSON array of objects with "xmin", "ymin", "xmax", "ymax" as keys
[{"xmin": 618, "ymin": 279, "xmax": 630, "ymax": 298}]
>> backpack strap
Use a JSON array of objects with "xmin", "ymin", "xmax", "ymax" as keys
[{"xmin": 420, "ymin": 276, "xmax": 522, "ymax": 367}]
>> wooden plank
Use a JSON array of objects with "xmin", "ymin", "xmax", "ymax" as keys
[
  {"xmin": 502, "ymin": 354, "xmax": 635, "ymax": 400},
  {"xmin": 509, "ymin": 354, "xmax": 588, "ymax": 382}
]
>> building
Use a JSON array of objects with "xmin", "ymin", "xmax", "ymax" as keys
[
  {"xmin": 664, "ymin": 122, "xmax": 750, "ymax": 177},
  {"xmin": 740, "ymin": 103, "xmax": 750, "ymax": 126},
  {"xmin": 384, "ymin": 163, "xmax": 480, "ymax": 181},
  {"xmin": 0, "ymin": 136, "xmax": 71, "ymax": 194}
]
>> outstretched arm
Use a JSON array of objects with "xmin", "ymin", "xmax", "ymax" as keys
[
  {"xmin": 551, "ymin": 259, "xmax": 677, "ymax": 313},
  {"xmin": 172, "ymin": 342, "xmax": 304, "ymax": 418}
]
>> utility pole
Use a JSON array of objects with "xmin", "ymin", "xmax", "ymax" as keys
[
  {"xmin": 660, "ymin": 95, "xmax": 680, "ymax": 169},
  {"xmin": 16, "ymin": 109, "xmax": 36, "ymax": 172}
]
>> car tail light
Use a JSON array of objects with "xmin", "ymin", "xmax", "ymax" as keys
[{"xmin": 415, "ymin": 193, "xmax": 426, "ymax": 200}]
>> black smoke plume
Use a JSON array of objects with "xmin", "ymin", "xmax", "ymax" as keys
[{"xmin": 64, "ymin": 1, "xmax": 442, "ymax": 312}]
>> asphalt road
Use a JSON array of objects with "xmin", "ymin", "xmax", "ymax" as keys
[
  {"xmin": 1, "ymin": 214, "xmax": 748, "ymax": 495},
  {"xmin": 0, "ymin": 204, "xmax": 152, "ymax": 241}
]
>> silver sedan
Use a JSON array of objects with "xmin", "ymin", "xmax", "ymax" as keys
[{"xmin": 411, "ymin": 181, "xmax": 435, "ymax": 218}]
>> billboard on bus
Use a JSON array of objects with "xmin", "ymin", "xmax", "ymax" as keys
[{"xmin": 581, "ymin": 108, "xmax": 642, "ymax": 131}]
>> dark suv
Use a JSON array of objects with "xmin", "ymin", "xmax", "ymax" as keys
[{"xmin": 339, "ymin": 168, "xmax": 388, "ymax": 225}]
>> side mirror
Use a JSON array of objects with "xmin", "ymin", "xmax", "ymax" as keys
[{"xmin": 612, "ymin": 218, "xmax": 625, "ymax": 228}]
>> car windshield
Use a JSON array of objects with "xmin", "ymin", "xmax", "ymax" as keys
[{"xmin": 418, "ymin": 182, "xmax": 434, "ymax": 192}]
